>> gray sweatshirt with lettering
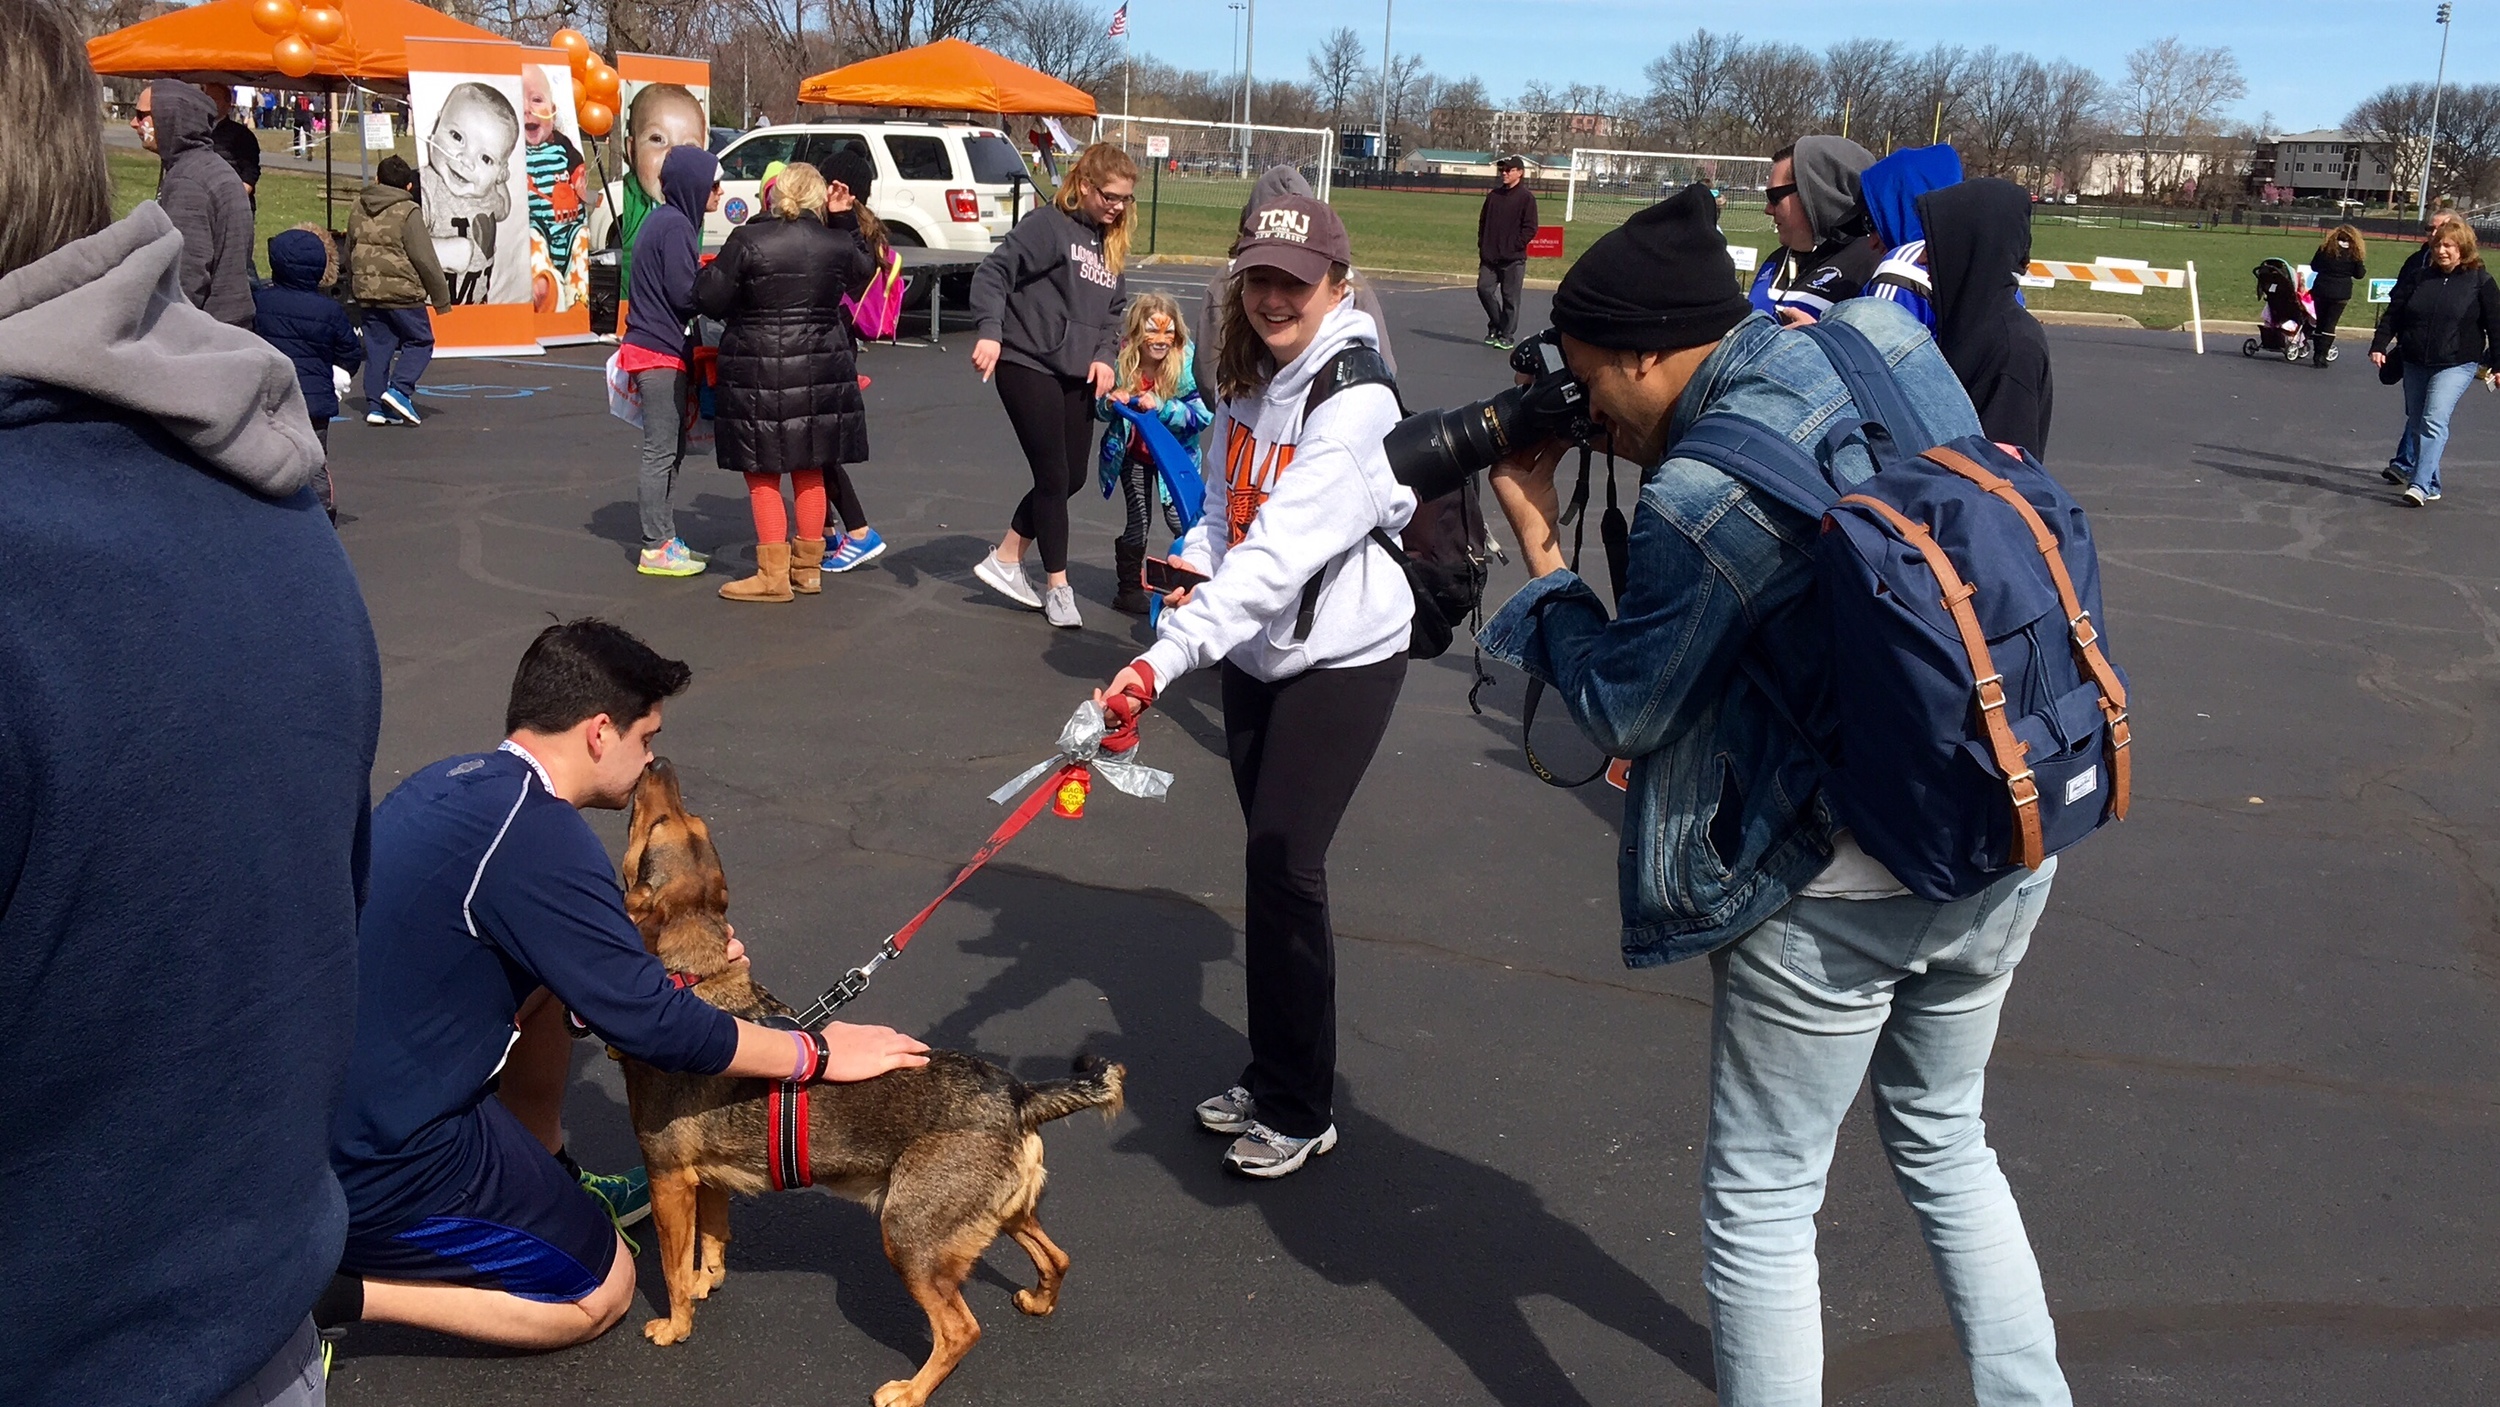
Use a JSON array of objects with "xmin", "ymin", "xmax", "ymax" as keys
[{"xmin": 968, "ymin": 203, "xmax": 1127, "ymax": 379}]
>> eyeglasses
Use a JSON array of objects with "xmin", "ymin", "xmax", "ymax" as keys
[
  {"xmin": 1764, "ymin": 183, "xmax": 1798, "ymax": 206},
  {"xmin": 1095, "ymin": 190, "xmax": 1136, "ymax": 208}
]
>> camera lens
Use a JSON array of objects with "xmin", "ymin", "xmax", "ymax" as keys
[{"xmin": 1383, "ymin": 384, "xmax": 1534, "ymax": 502}]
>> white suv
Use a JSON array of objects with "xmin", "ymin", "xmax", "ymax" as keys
[{"xmin": 707, "ymin": 121, "xmax": 1029, "ymax": 254}]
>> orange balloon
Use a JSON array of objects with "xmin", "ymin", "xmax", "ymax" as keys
[
  {"xmin": 551, "ymin": 28, "xmax": 590, "ymax": 64},
  {"xmin": 576, "ymin": 100, "xmax": 614, "ymax": 138},
  {"xmin": 581, "ymin": 62, "xmax": 620, "ymax": 104},
  {"xmin": 250, "ymin": 0, "xmax": 300, "ymax": 35},
  {"xmin": 273, "ymin": 34, "xmax": 317, "ymax": 77},
  {"xmin": 298, "ymin": 6, "xmax": 343, "ymax": 43}
]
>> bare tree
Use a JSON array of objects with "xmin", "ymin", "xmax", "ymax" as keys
[
  {"xmin": 2118, "ymin": 37, "xmax": 2246, "ymax": 198},
  {"xmin": 1958, "ymin": 48, "xmax": 2044, "ymax": 176},
  {"xmin": 989, "ymin": 0, "xmax": 1119, "ymax": 90},
  {"xmin": 1430, "ymin": 75, "xmax": 1494, "ymax": 149},
  {"xmin": 1723, "ymin": 41, "xmax": 1822, "ymax": 153},
  {"xmin": 2030, "ymin": 59, "xmax": 2108, "ymax": 194},
  {"xmin": 1306, "ymin": 26, "xmax": 1368, "ymax": 129},
  {"xmin": 1821, "ymin": 38, "xmax": 1902, "ymax": 142},
  {"xmin": 2431, "ymin": 84, "xmax": 2500, "ymax": 206},
  {"xmin": 1643, "ymin": 29, "xmax": 1738, "ymax": 148}
]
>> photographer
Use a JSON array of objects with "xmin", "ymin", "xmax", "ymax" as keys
[
  {"xmin": 1090, "ymin": 195, "xmax": 1415, "ymax": 1180},
  {"xmin": 1472, "ymin": 188, "xmax": 2072, "ymax": 1405}
]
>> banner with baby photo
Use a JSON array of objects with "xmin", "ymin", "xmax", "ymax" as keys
[
  {"xmin": 518, "ymin": 47, "xmax": 598, "ymax": 345},
  {"xmin": 407, "ymin": 37, "xmax": 542, "ymax": 357},
  {"xmin": 608, "ymin": 53, "xmax": 712, "ymax": 305}
]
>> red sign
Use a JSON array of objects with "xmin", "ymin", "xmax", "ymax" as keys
[{"xmin": 1526, "ymin": 225, "xmax": 1566, "ymax": 259}]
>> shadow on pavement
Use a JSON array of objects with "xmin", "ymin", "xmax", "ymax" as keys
[{"xmin": 923, "ymin": 866, "xmax": 1716, "ymax": 1405}]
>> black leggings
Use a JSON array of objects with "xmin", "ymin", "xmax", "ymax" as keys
[
  {"xmin": 995, "ymin": 361, "xmax": 1094, "ymax": 574},
  {"xmin": 1221, "ymin": 653, "xmax": 1408, "ymax": 1138},
  {"xmin": 826, "ymin": 463, "xmax": 866, "ymax": 532}
]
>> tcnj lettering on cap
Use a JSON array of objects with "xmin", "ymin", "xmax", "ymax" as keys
[{"xmin": 1252, "ymin": 208, "xmax": 1311, "ymax": 243}]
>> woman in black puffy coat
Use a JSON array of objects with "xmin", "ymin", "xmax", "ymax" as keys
[
  {"xmin": 2307, "ymin": 224, "xmax": 2366, "ymax": 368},
  {"xmin": 695, "ymin": 157, "xmax": 883, "ymax": 600}
]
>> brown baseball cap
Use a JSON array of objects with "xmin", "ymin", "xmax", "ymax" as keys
[{"xmin": 1229, "ymin": 193, "xmax": 1351, "ymax": 284}]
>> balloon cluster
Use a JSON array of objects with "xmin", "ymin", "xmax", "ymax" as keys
[
  {"xmin": 250, "ymin": 0, "xmax": 344, "ymax": 80},
  {"xmin": 550, "ymin": 29, "xmax": 617, "ymax": 138}
]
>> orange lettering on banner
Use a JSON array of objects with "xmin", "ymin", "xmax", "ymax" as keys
[{"xmin": 1223, "ymin": 421, "xmax": 1295, "ymax": 545}]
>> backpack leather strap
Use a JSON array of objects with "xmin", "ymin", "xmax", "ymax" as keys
[
  {"xmin": 1837, "ymin": 493, "xmax": 2046, "ymax": 872},
  {"xmin": 1919, "ymin": 446, "xmax": 2132, "ymax": 822}
]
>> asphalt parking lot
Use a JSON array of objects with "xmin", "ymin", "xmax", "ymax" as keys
[{"xmin": 324, "ymin": 277, "xmax": 2500, "ymax": 1405}]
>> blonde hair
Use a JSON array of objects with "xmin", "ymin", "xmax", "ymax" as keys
[
  {"xmin": 1115, "ymin": 293, "xmax": 1189, "ymax": 401},
  {"xmin": 769, "ymin": 161, "xmax": 827, "ymax": 219},
  {"xmin": 289, "ymin": 222, "xmax": 339, "ymax": 288},
  {"xmin": 2431, "ymin": 220, "xmax": 2482, "ymax": 270},
  {"xmin": 1056, "ymin": 142, "xmax": 1138, "ymax": 277},
  {"xmin": 1216, "ymin": 262, "xmax": 1351, "ymax": 402}
]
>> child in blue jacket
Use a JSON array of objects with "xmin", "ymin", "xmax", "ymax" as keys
[
  {"xmin": 254, "ymin": 226, "xmax": 364, "ymax": 522},
  {"xmin": 1097, "ymin": 293, "xmax": 1212, "ymax": 614}
]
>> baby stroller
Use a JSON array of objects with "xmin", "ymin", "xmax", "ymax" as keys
[{"xmin": 2243, "ymin": 258, "xmax": 2316, "ymax": 363}]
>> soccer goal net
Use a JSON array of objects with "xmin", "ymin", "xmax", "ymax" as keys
[
  {"xmin": 1564, "ymin": 148, "xmax": 1774, "ymax": 223},
  {"xmin": 1089, "ymin": 115, "xmax": 1337, "ymax": 210}
]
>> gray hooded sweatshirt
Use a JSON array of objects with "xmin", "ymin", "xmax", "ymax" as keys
[
  {"xmin": 0, "ymin": 203, "xmax": 321, "ymax": 496},
  {"xmin": 150, "ymin": 80, "xmax": 258, "ymax": 328},
  {"xmin": 1194, "ymin": 167, "xmax": 1398, "ymax": 397}
]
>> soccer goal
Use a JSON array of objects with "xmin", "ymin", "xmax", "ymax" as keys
[
  {"xmin": 1565, "ymin": 148, "xmax": 1774, "ymax": 222},
  {"xmin": 1090, "ymin": 114, "xmax": 1337, "ymax": 206}
]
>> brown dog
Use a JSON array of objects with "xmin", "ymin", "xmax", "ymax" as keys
[{"xmin": 616, "ymin": 758, "xmax": 1124, "ymax": 1407}]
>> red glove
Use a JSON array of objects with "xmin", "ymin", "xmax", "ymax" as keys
[{"xmin": 1100, "ymin": 661, "xmax": 1156, "ymax": 754}]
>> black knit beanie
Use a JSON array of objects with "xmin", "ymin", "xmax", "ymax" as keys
[
  {"xmin": 825, "ymin": 149, "xmax": 876, "ymax": 206},
  {"xmin": 1551, "ymin": 184, "xmax": 1753, "ymax": 351}
]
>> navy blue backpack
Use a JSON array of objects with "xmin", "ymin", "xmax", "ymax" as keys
[{"xmin": 1675, "ymin": 318, "xmax": 2133, "ymax": 902}]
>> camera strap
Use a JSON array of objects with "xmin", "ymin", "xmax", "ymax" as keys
[{"xmin": 1520, "ymin": 437, "xmax": 1626, "ymax": 789}]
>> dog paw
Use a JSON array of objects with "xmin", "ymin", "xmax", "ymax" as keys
[
  {"xmin": 1013, "ymin": 1287, "xmax": 1057, "ymax": 1317},
  {"xmin": 873, "ymin": 1380, "xmax": 925, "ymax": 1407},
  {"xmin": 642, "ymin": 1316, "xmax": 692, "ymax": 1346}
]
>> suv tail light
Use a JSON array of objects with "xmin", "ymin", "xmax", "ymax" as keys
[{"xmin": 946, "ymin": 188, "xmax": 982, "ymax": 222}]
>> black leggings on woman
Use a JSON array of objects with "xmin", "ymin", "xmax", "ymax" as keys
[
  {"xmin": 995, "ymin": 361, "xmax": 1094, "ymax": 574},
  {"xmin": 1220, "ymin": 652, "xmax": 1408, "ymax": 1139},
  {"xmin": 826, "ymin": 463, "xmax": 867, "ymax": 533},
  {"xmin": 2313, "ymin": 296, "xmax": 2350, "ymax": 367}
]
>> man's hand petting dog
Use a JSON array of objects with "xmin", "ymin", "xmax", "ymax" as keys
[{"xmin": 818, "ymin": 1022, "xmax": 931, "ymax": 1081}]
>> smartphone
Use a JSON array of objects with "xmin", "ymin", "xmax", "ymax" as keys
[{"xmin": 1143, "ymin": 556, "xmax": 1210, "ymax": 592}]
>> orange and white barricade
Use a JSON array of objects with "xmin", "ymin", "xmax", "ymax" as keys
[{"xmin": 2020, "ymin": 256, "xmax": 2205, "ymax": 353}]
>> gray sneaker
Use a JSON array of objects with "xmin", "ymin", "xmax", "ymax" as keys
[
  {"xmin": 1196, "ymin": 1085, "xmax": 1255, "ymax": 1134},
  {"xmin": 1224, "ymin": 1121, "xmax": 1337, "ymax": 1178},
  {"xmin": 1043, "ymin": 583, "xmax": 1082, "ymax": 628},
  {"xmin": 974, "ymin": 552, "xmax": 1043, "ymax": 609}
]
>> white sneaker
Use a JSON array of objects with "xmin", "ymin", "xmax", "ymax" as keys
[
  {"xmin": 974, "ymin": 552, "xmax": 1042, "ymax": 609},
  {"xmin": 1196, "ymin": 1085, "xmax": 1255, "ymax": 1134},
  {"xmin": 1043, "ymin": 584, "xmax": 1082, "ymax": 628},
  {"xmin": 1224, "ymin": 1121, "xmax": 1337, "ymax": 1179},
  {"xmin": 2403, "ymin": 486, "xmax": 2427, "ymax": 506}
]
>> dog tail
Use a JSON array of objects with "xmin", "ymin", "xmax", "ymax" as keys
[{"xmin": 1014, "ymin": 1054, "xmax": 1126, "ymax": 1130}]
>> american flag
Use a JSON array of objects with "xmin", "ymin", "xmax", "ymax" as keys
[{"xmin": 1106, "ymin": 3, "xmax": 1127, "ymax": 37}]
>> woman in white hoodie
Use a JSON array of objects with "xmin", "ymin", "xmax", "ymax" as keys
[{"xmin": 1094, "ymin": 194, "xmax": 1415, "ymax": 1179}]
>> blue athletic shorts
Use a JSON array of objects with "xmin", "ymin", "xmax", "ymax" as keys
[{"xmin": 338, "ymin": 1099, "xmax": 618, "ymax": 1303}]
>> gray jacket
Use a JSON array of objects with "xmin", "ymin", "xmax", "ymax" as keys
[
  {"xmin": 150, "ymin": 81, "xmax": 257, "ymax": 328},
  {"xmin": 1193, "ymin": 167, "xmax": 1397, "ymax": 397},
  {"xmin": 969, "ymin": 203, "xmax": 1126, "ymax": 379}
]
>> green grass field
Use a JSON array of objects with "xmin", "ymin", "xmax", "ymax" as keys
[
  {"xmin": 1132, "ymin": 175, "xmax": 2406, "ymax": 331},
  {"xmin": 110, "ymin": 149, "xmax": 357, "ymax": 255}
]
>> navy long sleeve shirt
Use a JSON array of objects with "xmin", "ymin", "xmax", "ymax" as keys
[{"xmin": 331, "ymin": 745, "xmax": 737, "ymax": 1233}]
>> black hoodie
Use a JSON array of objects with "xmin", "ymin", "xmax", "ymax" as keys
[
  {"xmin": 623, "ymin": 145, "xmax": 716, "ymax": 365},
  {"xmin": 1919, "ymin": 178, "xmax": 2052, "ymax": 457},
  {"xmin": 149, "ymin": 80, "xmax": 257, "ymax": 327}
]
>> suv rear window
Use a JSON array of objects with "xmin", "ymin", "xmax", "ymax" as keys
[
  {"xmin": 884, "ymin": 135, "xmax": 954, "ymax": 182},
  {"xmin": 718, "ymin": 134, "xmax": 796, "ymax": 181},
  {"xmin": 964, "ymin": 133, "xmax": 1027, "ymax": 186}
]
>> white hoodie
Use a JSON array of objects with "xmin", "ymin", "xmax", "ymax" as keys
[{"xmin": 1139, "ymin": 300, "xmax": 1416, "ymax": 687}]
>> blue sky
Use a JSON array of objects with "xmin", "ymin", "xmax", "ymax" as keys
[{"xmin": 1114, "ymin": 0, "xmax": 2488, "ymax": 136}]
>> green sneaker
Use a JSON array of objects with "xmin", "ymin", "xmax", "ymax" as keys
[
  {"xmin": 636, "ymin": 538, "xmax": 705, "ymax": 577},
  {"xmin": 577, "ymin": 1163, "xmax": 652, "ymax": 1229}
]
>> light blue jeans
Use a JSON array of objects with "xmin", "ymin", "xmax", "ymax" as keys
[
  {"xmin": 1704, "ymin": 860, "xmax": 2069, "ymax": 1407},
  {"xmin": 2391, "ymin": 360, "xmax": 2478, "ymax": 496}
]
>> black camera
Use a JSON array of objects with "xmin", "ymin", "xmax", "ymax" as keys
[{"xmin": 1382, "ymin": 329, "xmax": 1598, "ymax": 501}]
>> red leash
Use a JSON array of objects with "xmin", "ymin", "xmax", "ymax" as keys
[{"xmin": 792, "ymin": 762, "xmax": 1088, "ymax": 1027}]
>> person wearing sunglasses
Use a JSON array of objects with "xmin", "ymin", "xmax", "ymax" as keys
[
  {"xmin": 1749, "ymin": 136, "xmax": 1878, "ymax": 329},
  {"xmin": 131, "ymin": 79, "xmax": 257, "ymax": 328}
]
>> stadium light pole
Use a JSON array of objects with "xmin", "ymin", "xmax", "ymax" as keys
[
  {"xmin": 2419, "ymin": 2, "xmax": 2453, "ymax": 213},
  {"xmin": 1229, "ymin": 1, "xmax": 1246, "ymax": 174},
  {"xmin": 1377, "ymin": 0, "xmax": 1392, "ymax": 174}
]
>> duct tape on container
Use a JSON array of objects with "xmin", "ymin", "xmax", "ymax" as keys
[{"xmin": 988, "ymin": 700, "xmax": 1173, "ymax": 804}]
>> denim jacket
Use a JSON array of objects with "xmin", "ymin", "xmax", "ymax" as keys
[{"xmin": 1479, "ymin": 301, "xmax": 1983, "ymax": 966}]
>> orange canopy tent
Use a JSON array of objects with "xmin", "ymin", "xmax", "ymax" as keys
[
  {"xmin": 797, "ymin": 38, "xmax": 1095, "ymax": 117},
  {"xmin": 87, "ymin": 0, "xmax": 507, "ymax": 89}
]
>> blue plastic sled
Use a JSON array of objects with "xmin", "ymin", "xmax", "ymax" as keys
[{"xmin": 1106, "ymin": 400, "xmax": 1206, "ymax": 627}]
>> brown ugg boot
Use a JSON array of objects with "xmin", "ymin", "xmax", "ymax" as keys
[
  {"xmin": 718, "ymin": 541, "xmax": 794, "ymax": 602},
  {"xmin": 790, "ymin": 537, "xmax": 826, "ymax": 594}
]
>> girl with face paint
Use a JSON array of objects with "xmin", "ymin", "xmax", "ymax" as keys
[{"xmin": 1094, "ymin": 293, "xmax": 1211, "ymax": 614}]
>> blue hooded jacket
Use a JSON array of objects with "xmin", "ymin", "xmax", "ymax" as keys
[
  {"xmin": 1860, "ymin": 145, "xmax": 1963, "ymax": 250},
  {"xmin": 624, "ymin": 145, "xmax": 717, "ymax": 365},
  {"xmin": 253, "ymin": 229, "xmax": 363, "ymax": 421}
]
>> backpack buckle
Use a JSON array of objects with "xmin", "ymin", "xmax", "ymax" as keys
[
  {"xmin": 1975, "ymin": 674, "xmax": 2008, "ymax": 713},
  {"xmin": 2007, "ymin": 768, "xmax": 2040, "ymax": 806},
  {"xmin": 2069, "ymin": 611, "xmax": 2100, "ymax": 649}
]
